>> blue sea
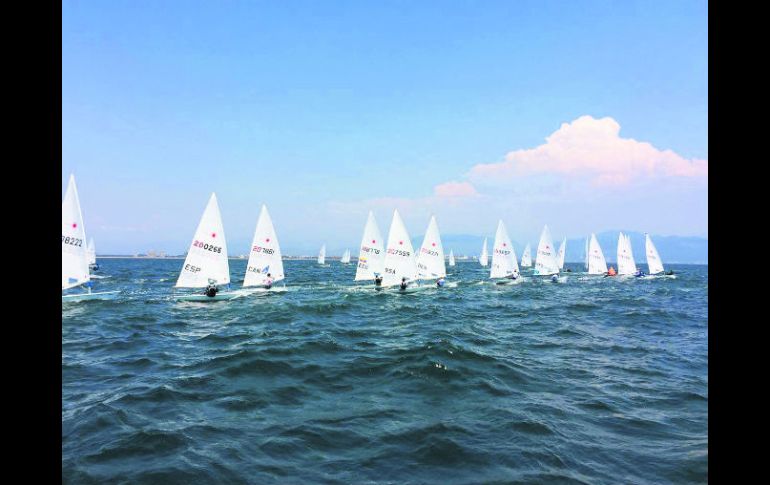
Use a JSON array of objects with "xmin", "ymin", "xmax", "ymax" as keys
[{"xmin": 62, "ymin": 259, "xmax": 708, "ymax": 484}]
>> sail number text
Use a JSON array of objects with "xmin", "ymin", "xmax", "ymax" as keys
[
  {"xmin": 252, "ymin": 246, "xmax": 274, "ymax": 254},
  {"xmin": 193, "ymin": 240, "xmax": 222, "ymax": 253},
  {"xmin": 62, "ymin": 236, "xmax": 83, "ymax": 247}
]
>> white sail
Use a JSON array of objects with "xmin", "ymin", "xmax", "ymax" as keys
[
  {"xmin": 341, "ymin": 249, "xmax": 351, "ymax": 264},
  {"xmin": 617, "ymin": 232, "xmax": 636, "ymax": 275},
  {"xmin": 175, "ymin": 193, "xmax": 230, "ymax": 288},
  {"xmin": 490, "ymin": 220, "xmax": 519, "ymax": 278},
  {"xmin": 448, "ymin": 250, "xmax": 455, "ymax": 267},
  {"xmin": 86, "ymin": 238, "xmax": 97, "ymax": 266},
  {"xmin": 479, "ymin": 237, "xmax": 488, "ymax": 267},
  {"xmin": 584, "ymin": 236, "xmax": 590, "ymax": 270},
  {"xmin": 645, "ymin": 233, "xmax": 664, "ymax": 275},
  {"xmin": 557, "ymin": 237, "xmax": 566, "ymax": 270},
  {"xmin": 587, "ymin": 233, "xmax": 608, "ymax": 274},
  {"xmin": 62, "ymin": 175, "xmax": 91, "ymax": 290},
  {"xmin": 534, "ymin": 225, "xmax": 560, "ymax": 275},
  {"xmin": 416, "ymin": 215, "xmax": 446, "ymax": 279},
  {"xmin": 318, "ymin": 244, "xmax": 326, "ymax": 265},
  {"xmin": 243, "ymin": 205, "xmax": 284, "ymax": 287},
  {"xmin": 355, "ymin": 211, "xmax": 385, "ymax": 281},
  {"xmin": 521, "ymin": 243, "xmax": 532, "ymax": 267},
  {"xmin": 381, "ymin": 209, "xmax": 419, "ymax": 286}
]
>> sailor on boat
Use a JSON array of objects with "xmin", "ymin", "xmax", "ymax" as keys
[
  {"xmin": 551, "ymin": 274, "xmax": 559, "ymax": 282},
  {"xmin": 665, "ymin": 270, "xmax": 674, "ymax": 275},
  {"xmin": 400, "ymin": 277, "xmax": 409, "ymax": 291},
  {"xmin": 505, "ymin": 270, "xmax": 520, "ymax": 281},
  {"xmin": 634, "ymin": 268, "xmax": 646, "ymax": 278},
  {"xmin": 264, "ymin": 273, "xmax": 274, "ymax": 290},
  {"xmin": 374, "ymin": 274, "xmax": 383, "ymax": 288},
  {"xmin": 204, "ymin": 280, "xmax": 219, "ymax": 298},
  {"xmin": 436, "ymin": 276, "xmax": 446, "ymax": 287},
  {"xmin": 605, "ymin": 266, "xmax": 617, "ymax": 277}
]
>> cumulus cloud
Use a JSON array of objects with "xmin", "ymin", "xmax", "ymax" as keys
[
  {"xmin": 469, "ymin": 115, "xmax": 707, "ymax": 186},
  {"xmin": 433, "ymin": 181, "xmax": 479, "ymax": 197}
]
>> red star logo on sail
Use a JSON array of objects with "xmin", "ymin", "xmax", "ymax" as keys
[
  {"xmin": 212, "ymin": 233, "xmax": 217, "ymax": 238},
  {"xmin": 372, "ymin": 239, "xmax": 376, "ymax": 244},
  {"xmin": 399, "ymin": 241, "xmax": 403, "ymax": 245},
  {"xmin": 72, "ymin": 223, "xmax": 77, "ymax": 228},
  {"xmin": 432, "ymin": 242, "xmax": 436, "ymax": 247},
  {"xmin": 266, "ymin": 238, "xmax": 270, "ymax": 243}
]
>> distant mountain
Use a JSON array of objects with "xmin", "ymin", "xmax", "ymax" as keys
[{"xmin": 428, "ymin": 232, "xmax": 707, "ymax": 264}]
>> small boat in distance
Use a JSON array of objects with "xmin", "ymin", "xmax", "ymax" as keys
[
  {"xmin": 340, "ymin": 248, "xmax": 351, "ymax": 264},
  {"xmin": 616, "ymin": 232, "xmax": 637, "ymax": 276},
  {"xmin": 318, "ymin": 244, "xmax": 326, "ymax": 265},
  {"xmin": 448, "ymin": 250, "xmax": 455, "ymax": 267},
  {"xmin": 520, "ymin": 243, "xmax": 532, "ymax": 268},
  {"xmin": 479, "ymin": 237, "xmax": 488, "ymax": 267},
  {"xmin": 557, "ymin": 237, "xmax": 566, "ymax": 270},
  {"xmin": 587, "ymin": 233, "xmax": 608, "ymax": 275}
]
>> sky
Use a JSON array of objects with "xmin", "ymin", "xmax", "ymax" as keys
[{"xmin": 62, "ymin": 0, "xmax": 708, "ymax": 255}]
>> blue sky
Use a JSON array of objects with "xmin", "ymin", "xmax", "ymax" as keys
[{"xmin": 63, "ymin": 0, "xmax": 707, "ymax": 255}]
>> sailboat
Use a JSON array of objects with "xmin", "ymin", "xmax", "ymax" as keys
[
  {"xmin": 355, "ymin": 211, "xmax": 385, "ymax": 282},
  {"xmin": 533, "ymin": 225, "xmax": 560, "ymax": 277},
  {"xmin": 340, "ymin": 249, "xmax": 351, "ymax": 264},
  {"xmin": 62, "ymin": 175, "xmax": 119, "ymax": 301},
  {"xmin": 587, "ymin": 233, "xmax": 608, "ymax": 275},
  {"xmin": 87, "ymin": 238, "xmax": 99, "ymax": 271},
  {"xmin": 381, "ymin": 209, "xmax": 420, "ymax": 291},
  {"xmin": 448, "ymin": 250, "xmax": 456, "ymax": 267},
  {"xmin": 241, "ymin": 204, "xmax": 285, "ymax": 294},
  {"xmin": 520, "ymin": 243, "xmax": 532, "ymax": 268},
  {"xmin": 479, "ymin": 237, "xmax": 488, "ymax": 267},
  {"xmin": 318, "ymin": 244, "xmax": 326, "ymax": 265},
  {"xmin": 645, "ymin": 233, "xmax": 665, "ymax": 275},
  {"xmin": 557, "ymin": 237, "xmax": 566, "ymax": 270},
  {"xmin": 616, "ymin": 232, "xmax": 637, "ymax": 276},
  {"xmin": 584, "ymin": 236, "xmax": 590, "ymax": 271},
  {"xmin": 416, "ymin": 215, "xmax": 446, "ymax": 285},
  {"xmin": 174, "ymin": 193, "xmax": 234, "ymax": 301},
  {"xmin": 490, "ymin": 220, "xmax": 520, "ymax": 284}
]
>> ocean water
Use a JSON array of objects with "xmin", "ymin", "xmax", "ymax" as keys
[{"xmin": 62, "ymin": 259, "xmax": 708, "ymax": 484}]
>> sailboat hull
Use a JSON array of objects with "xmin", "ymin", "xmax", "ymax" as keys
[
  {"xmin": 174, "ymin": 292, "xmax": 241, "ymax": 302},
  {"xmin": 62, "ymin": 290, "xmax": 120, "ymax": 302}
]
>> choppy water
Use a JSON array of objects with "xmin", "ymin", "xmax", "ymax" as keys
[{"xmin": 62, "ymin": 259, "xmax": 708, "ymax": 484}]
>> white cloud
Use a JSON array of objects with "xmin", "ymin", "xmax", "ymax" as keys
[{"xmin": 469, "ymin": 115, "xmax": 707, "ymax": 186}]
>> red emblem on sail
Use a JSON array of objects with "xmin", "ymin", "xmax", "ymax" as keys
[
  {"xmin": 212, "ymin": 233, "xmax": 216, "ymax": 238},
  {"xmin": 72, "ymin": 223, "xmax": 77, "ymax": 228}
]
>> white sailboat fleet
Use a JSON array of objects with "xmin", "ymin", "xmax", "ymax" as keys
[
  {"xmin": 63, "ymin": 171, "xmax": 677, "ymax": 301},
  {"xmin": 62, "ymin": 175, "xmax": 119, "ymax": 302}
]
